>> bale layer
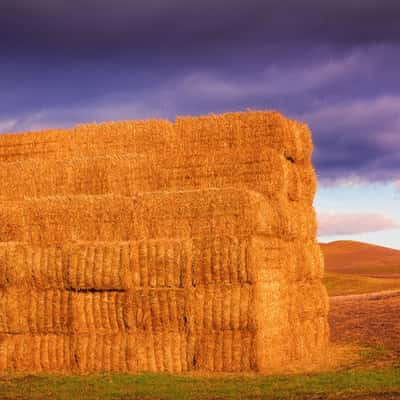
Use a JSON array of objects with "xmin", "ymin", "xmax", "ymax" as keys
[
  {"xmin": 0, "ymin": 238, "xmax": 323, "ymax": 290},
  {"xmin": 0, "ymin": 112, "xmax": 311, "ymax": 163},
  {"xmin": 0, "ymin": 149, "xmax": 316, "ymax": 203},
  {"xmin": 0, "ymin": 119, "xmax": 175, "ymax": 162},
  {"xmin": 0, "ymin": 190, "xmax": 317, "ymax": 245},
  {"xmin": 0, "ymin": 331, "xmax": 258, "ymax": 373},
  {"xmin": 0, "ymin": 285, "xmax": 256, "ymax": 335}
]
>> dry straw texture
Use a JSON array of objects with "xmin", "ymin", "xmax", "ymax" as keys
[
  {"xmin": 0, "ymin": 149, "xmax": 316, "ymax": 203},
  {"xmin": 0, "ymin": 111, "xmax": 328, "ymax": 374},
  {"xmin": 0, "ymin": 191, "xmax": 317, "ymax": 245}
]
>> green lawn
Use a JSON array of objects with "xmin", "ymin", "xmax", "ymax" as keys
[{"xmin": 1, "ymin": 368, "xmax": 399, "ymax": 400}]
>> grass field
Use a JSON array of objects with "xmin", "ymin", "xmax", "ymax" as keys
[
  {"xmin": 1, "ymin": 367, "xmax": 399, "ymax": 400},
  {"xmin": 324, "ymin": 271, "xmax": 400, "ymax": 296},
  {"xmin": 322, "ymin": 241, "xmax": 400, "ymax": 296}
]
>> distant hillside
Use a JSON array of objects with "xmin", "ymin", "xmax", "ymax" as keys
[{"xmin": 320, "ymin": 240, "xmax": 400, "ymax": 277}]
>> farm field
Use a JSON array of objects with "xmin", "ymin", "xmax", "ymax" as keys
[
  {"xmin": 1, "ymin": 240, "xmax": 400, "ymax": 399},
  {"xmin": 321, "ymin": 240, "xmax": 400, "ymax": 276},
  {"xmin": 323, "ymin": 271, "xmax": 400, "ymax": 296},
  {"xmin": 322, "ymin": 240, "xmax": 400, "ymax": 296}
]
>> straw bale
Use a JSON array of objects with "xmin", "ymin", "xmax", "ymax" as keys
[
  {"xmin": 0, "ymin": 111, "xmax": 311, "ymax": 163},
  {"xmin": 195, "ymin": 330, "xmax": 255, "ymax": 372},
  {"xmin": 0, "ymin": 332, "xmax": 195, "ymax": 372},
  {"xmin": 284, "ymin": 316, "xmax": 329, "ymax": 367},
  {"xmin": 248, "ymin": 238, "xmax": 324, "ymax": 283},
  {"xmin": 0, "ymin": 148, "xmax": 316, "ymax": 203},
  {"xmin": 0, "ymin": 288, "xmax": 71, "ymax": 334},
  {"xmin": 124, "ymin": 289, "xmax": 190, "ymax": 332},
  {"xmin": 0, "ymin": 191, "xmax": 316, "ymax": 245},
  {"xmin": 0, "ymin": 243, "xmax": 67, "ymax": 289},
  {"xmin": 66, "ymin": 243, "xmax": 130, "ymax": 290},
  {"xmin": 252, "ymin": 281, "xmax": 292, "ymax": 372},
  {"xmin": 290, "ymin": 281, "xmax": 329, "ymax": 322},
  {"xmin": 0, "ymin": 331, "xmax": 193, "ymax": 373},
  {"xmin": 174, "ymin": 111, "xmax": 313, "ymax": 162},
  {"xmin": 293, "ymin": 243, "xmax": 325, "ymax": 281},
  {"xmin": 0, "ymin": 119, "xmax": 175, "ymax": 162},
  {"xmin": 26, "ymin": 289, "xmax": 71, "ymax": 334},
  {"xmin": 69, "ymin": 291, "xmax": 125, "ymax": 334},
  {"xmin": 128, "ymin": 331, "xmax": 189, "ymax": 372},
  {"xmin": 73, "ymin": 334, "xmax": 128, "ymax": 372},
  {"xmin": 0, "ymin": 288, "xmax": 29, "ymax": 333},
  {"xmin": 0, "ymin": 243, "xmax": 27, "ymax": 287},
  {"xmin": 0, "ymin": 334, "xmax": 72, "ymax": 372}
]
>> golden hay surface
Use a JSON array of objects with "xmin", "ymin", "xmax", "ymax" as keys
[
  {"xmin": 0, "ymin": 111, "xmax": 311, "ymax": 163},
  {"xmin": 0, "ymin": 331, "xmax": 258, "ymax": 373},
  {"xmin": 0, "ymin": 119, "xmax": 176, "ymax": 162},
  {"xmin": 0, "ymin": 190, "xmax": 317, "ymax": 245},
  {"xmin": 0, "ymin": 238, "xmax": 322, "ymax": 290},
  {"xmin": 0, "ymin": 286, "xmax": 258, "ymax": 336},
  {"xmin": 0, "ymin": 111, "xmax": 328, "ymax": 374},
  {"xmin": 0, "ymin": 149, "xmax": 316, "ymax": 203},
  {"xmin": 174, "ymin": 112, "xmax": 313, "ymax": 163},
  {"xmin": 0, "ymin": 283, "xmax": 327, "ymax": 336}
]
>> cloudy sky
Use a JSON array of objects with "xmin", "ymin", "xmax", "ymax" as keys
[{"xmin": 1, "ymin": 0, "xmax": 399, "ymax": 248}]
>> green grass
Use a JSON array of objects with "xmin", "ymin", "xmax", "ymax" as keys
[
  {"xmin": 323, "ymin": 271, "xmax": 400, "ymax": 296},
  {"xmin": 0, "ymin": 368, "xmax": 399, "ymax": 400}
]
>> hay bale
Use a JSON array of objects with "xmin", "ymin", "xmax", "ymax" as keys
[
  {"xmin": 0, "ymin": 289, "xmax": 71, "ymax": 334},
  {"xmin": 248, "ymin": 238, "xmax": 324, "ymax": 283},
  {"xmin": 0, "ymin": 190, "xmax": 316, "ymax": 245},
  {"xmin": 174, "ymin": 111, "xmax": 313, "ymax": 163},
  {"xmin": 0, "ymin": 119, "xmax": 175, "ymax": 162},
  {"xmin": 69, "ymin": 291, "xmax": 125, "ymax": 334},
  {"xmin": 0, "ymin": 111, "xmax": 311, "ymax": 162},
  {"xmin": 0, "ymin": 334, "xmax": 72, "ymax": 372},
  {"xmin": 195, "ymin": 330, "xmax": 255, "ymax": 372},
  {"xmin": 0, "ymin": 288, "xmax": 29, "ymax": 333},
  {"xmin": 0, "ymin": 149, "xmax": 316, "ymax": 203}
]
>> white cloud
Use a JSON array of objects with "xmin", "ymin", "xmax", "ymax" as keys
[
  {"xmin": 179, "ymin": 51, "xmax": 366, "ymax": 100},
  {"xmin": 0, "ymin": 119, "xmax": 18, "ymax": 134},
  {"xmin": 318, "ymin": 211, "xmax": 398, "ymax": 236}
]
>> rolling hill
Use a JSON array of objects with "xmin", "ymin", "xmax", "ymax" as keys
[
  {"xmin": 320, "ymin": 240, "xmax": 400, "ymax": 296},
  {"xmin": 320, "ymin": 240, "xmax": 400, "ymax": 276}
]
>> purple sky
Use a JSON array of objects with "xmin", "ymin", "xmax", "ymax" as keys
[{"xmin": 1, "ymin": 0, "xmax": 400, "ymax": 248}]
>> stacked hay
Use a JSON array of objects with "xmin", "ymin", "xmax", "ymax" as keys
[{"xmin": 0, "ymin": 111, "xmax": 328, "ymax": 373}]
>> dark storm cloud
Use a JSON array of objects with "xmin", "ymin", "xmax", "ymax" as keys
[
  {"xmin": 1, "ymin": 1, "xmax": 400, "ymax": 184},
  {"xmin": 2, "ymin": 0, "xmax": 400, "ymax": 56},
  {"xmin": 300, "ymin": 92, "xmax": 400, "ymax": 183}
]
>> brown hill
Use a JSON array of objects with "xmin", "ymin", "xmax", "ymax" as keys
[{"xmin": 321, "ymin": 240, "xmax": 400, "ymax": 277}]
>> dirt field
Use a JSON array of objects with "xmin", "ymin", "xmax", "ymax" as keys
[{"xmin": 329, "ymin": 290, "xmax": 400, "ymax": 366}]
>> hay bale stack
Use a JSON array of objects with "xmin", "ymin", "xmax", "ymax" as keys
[{"xmin": 0, "ymin": 111, "xmax": 328, "ymax": 374}]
